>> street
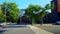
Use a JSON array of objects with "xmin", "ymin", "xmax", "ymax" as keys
[
  {"xmin": 41, "ymin": 25, "xmax": 60, "ymax": 34},
  {"xmin": 0, "ymin": 25, "xmax": 35, "ymax": 34},
  {"xmin": 0, "ymin": 24, "xmax": 60, "ymax": 34}
]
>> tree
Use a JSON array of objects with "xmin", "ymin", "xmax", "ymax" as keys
[
  {"xmin": 0, "ymin": 14, "xmax": 6, "ymax": 22},
  {"xmin": 8, "ymin": 2, "xmax": 20, "ymax": 23},
  {"xmin": 0, "ymin": 6, "xmax": 2, "ymax": 14},
  {"xmin": 25, "ymin": 4, "xmax": 41, "ymax": 25},
  {"xmin": 0, "ymin": 5, "xmax": 6, "ymax": 22},
  {"xmin": 1, "ymin": 2, "xmax": 20, "ymax": 23},
  {"xmin": 36, "ymin": 9, "xmax": 49, "ymax": 25},
  {"xmin": 36, "ymin": 4, "xmax": 54, "ymax": 25}
]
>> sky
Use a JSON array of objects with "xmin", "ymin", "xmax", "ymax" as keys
[{"xmin": 0, "ymin": 0, "xmax": 52, "ymax": 9}]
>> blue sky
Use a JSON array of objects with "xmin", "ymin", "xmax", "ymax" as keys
[{"xmin": 0, "ymin": 0, "xmax": 52, "ymax": 9}]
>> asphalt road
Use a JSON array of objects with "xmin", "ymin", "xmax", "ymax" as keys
[
  {"xmin": 0, "ymin": 25, "xmax": 35, "ymax": 34},
  {"xmin": 41, "ymin": 25, "xmax": 60, "ymax": 34}
]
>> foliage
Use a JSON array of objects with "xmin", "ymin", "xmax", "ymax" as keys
[
  {"xmin": 0, "ymin": 6, "xmax": 6, "ymax": 22},
  {"xmin": 25, "ymin": 4, "xmax": 53, "ymax": 25},
  {"xmin": 0, "ymin": 14, "xmax": 6, "ymax": 22},
  {"xmin": 0, "ymin": 6, "xmax": 2, "ymax": 14},
  {"xmin": 1, "ymin": 2, "xmax": 20, "ymax": 23},
  {"xmin": 36, "ymin": 4, "xmax": 53, "ymax": 25},
  {"xmin": 25, "ymin": 4, "xmax": 41, "ymax": 24},
  {"xmin": 8, "ymin": 2, "xmax": 20, "ymax": 23}
]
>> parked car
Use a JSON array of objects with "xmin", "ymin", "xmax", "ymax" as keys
[
  {"xmin": 0, "ymin": 22, "xmax": 16, "ymax": 25},
  {"xmin": 0, "ymin": 22, "xmax": 7, "ymax": 27},
  {"xmin": 56, "ymin": 21, "xmax": 60, "ymax": 25},
  {"xmin": 0, "ymin": 22, "xmax": 6, "ymax": 25}
]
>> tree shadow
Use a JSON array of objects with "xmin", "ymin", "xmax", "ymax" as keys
[{"xmin": 0, "ymin": 30, "xmax": 7, "ymax": 34}]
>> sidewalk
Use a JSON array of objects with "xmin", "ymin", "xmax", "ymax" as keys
[{"xmin": 29, "ymin": 25, "xmax": 54, "ymax": 34}]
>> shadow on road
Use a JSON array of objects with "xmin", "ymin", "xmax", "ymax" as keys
[{"xmin": 0, "ymin": 30, "xmax": 7, "ymax": 34}]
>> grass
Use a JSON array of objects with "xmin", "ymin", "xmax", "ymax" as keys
[{"xmin": 32, "ymin": 24, "xmax": 52, "ymax": 28}]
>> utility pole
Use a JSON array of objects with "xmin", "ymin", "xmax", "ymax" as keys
[{"xmin": 5, "ymin": 0, "xmax": 7, "ymax": 23}]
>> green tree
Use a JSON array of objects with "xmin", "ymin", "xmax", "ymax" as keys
[
  {"xmin": 0, "ymin": 6, "xmax": 2, "ymax": 14},
  {"xmin": 1, "ymin": 2, "xmax": 20, "ymax": 23},
  {"xmin": 8, "ymin": 2, "xmax": 20, "ymax": 23},
  {"xmin": 25, "ymin": 4, "xmax": 54, "ymax": 25},
  {"xmin": 25, "ymin": 4, "xmax": 41, "ymax": 25},
  {"xmin": 37, "ymin": 4, "xmax": 54, "ymax": 25},
  {"xmin": 36, "ymin": 8, "xmax": 49, "ymax": 25},
  {"xmin": 0, "ymin": 14, "xmax": 6, "ymax": 22},
  {"xmin": 0, "ymin": 5, "xmax": 6, "ymax": 22}
]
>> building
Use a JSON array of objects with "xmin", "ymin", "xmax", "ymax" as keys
[
  {"xmin": 19, "ymin": 9, "xmax": 32, "ymax": 24},
  {"xmin": 20, "ymin": 9, "xmax": 25, "ymax": 16},
  {"xmin": 51, "ymin": 0, "xmax": 60, "ymax": 22}
]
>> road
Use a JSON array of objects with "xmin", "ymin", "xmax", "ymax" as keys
[
  {"xmin": 0, "ymin": 25, "xmax": 35, "ymax": 34},
  {"xmin": 41, "ymin": 25, "xmax": 60, "ymax": 34}
]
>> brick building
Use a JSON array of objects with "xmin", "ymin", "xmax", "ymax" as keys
[{"xmin": 51, "ymin": 0, "xmax": 60, "ymax": 22}]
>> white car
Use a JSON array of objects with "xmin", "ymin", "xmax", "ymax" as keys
[
  {"xmin": 0, "ymin": 22, "xmax": 6, "ymax": 25},
  {"xmin": 0, "ymin": 22, "xmax": 7, "ymax": 27}
]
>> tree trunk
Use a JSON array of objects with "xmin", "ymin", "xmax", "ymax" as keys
[
  {"xmin": 41, "ymin": 18, "xmax": 43, "ymax": 25},
  {"xmin": 32, "ymin": 18, "xmax": 35, "ymax": 25}
]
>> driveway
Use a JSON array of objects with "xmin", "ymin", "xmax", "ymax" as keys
[
  {"xmin": 41, "ymin": 25, "xmax": 60, "ymax": 34},
  {"xmin": 0, "ymin": 25, "xmax": 35, "ymax": 34}
]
